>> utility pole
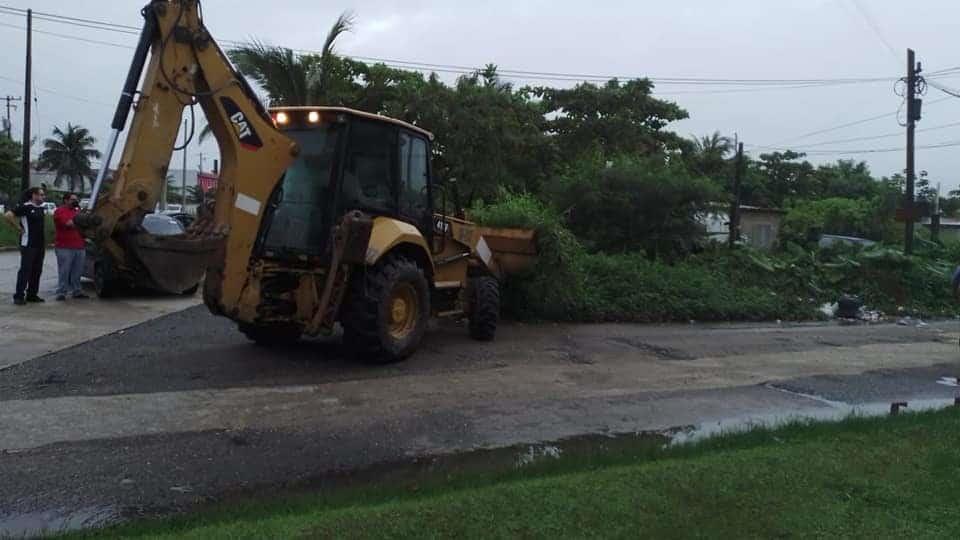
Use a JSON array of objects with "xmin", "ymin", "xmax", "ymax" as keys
[
  {"xmin": 728, "ymin": 142, "xmax": 744, "ymax": 247},
  {"xmin": 20, "ymin": 9, "xmax": 32, "ymax": 192},
  {"xmin": 904, "ymin": 48, "xmax": 922, "ymax": 254},
  {"xmin": 2, "ymin": 96, "xmax": 20, "ymax": 139},
  {"xmin": 931, "ymin": 181, "xmax": 941, "ymax": 243},
  {"xmin": 181, "ymin": 118, "xmax": 188, "ymax": 207}
]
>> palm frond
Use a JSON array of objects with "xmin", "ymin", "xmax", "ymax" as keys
[{"xmin": 322, "ymin": 11, "xmax": 355, "ymax": 59}]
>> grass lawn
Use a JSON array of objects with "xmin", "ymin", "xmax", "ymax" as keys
[{"xmin": 71, "ymin": 407, "xmax": 960, "ymax": 539}]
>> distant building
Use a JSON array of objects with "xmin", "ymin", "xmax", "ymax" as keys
[
  {"xmin": 29, "ymin": 165, "xmax": 201, "ymax": 195},
  {"xmin": 702, "ymin": 205, "xmax": 786, "ymax": 250},
  {"xmin": 921, "ymin": 217, "xmax": 960, "ymax": 243}
]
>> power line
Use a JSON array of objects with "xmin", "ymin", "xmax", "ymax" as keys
[
  {"xmin": 783, "ymin": 120, "xmax": 960, "ymax": 148},
  {"xmin": 0, "ymin": 74, "xmax": 115, "ymax": 108},
  {"xmin": 0, "ymin": 4, "xmax": 906, "ymax": 87},
  {"xmin": 748, "ymin": 139, "xmax": 960, "ymax": 155},
  {"xmin": 849, "ymin": 0, "xmax": 901, "ymax": 64},
  {"xmin": 773, "ymin": 95, "xmax": 953, "ymax": 145},
  {"xmin": 926, "ymin": 66, "xmax": 960, "ymax": 77},
  {"xmin": 0, "ymin": 5, "xmax": 140, "ymax": 32},
  {"xmin": 0, "ymin": 21, "xmax": 135, "ymax": 50},
  {"xmin": 928, "ymin": 79, "xmax": 960, "ymax": 99}
]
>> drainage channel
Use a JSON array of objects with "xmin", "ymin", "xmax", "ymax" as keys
[{"xmin": 671, "ymin": 382, "xmax": 960, "ymax": 445}]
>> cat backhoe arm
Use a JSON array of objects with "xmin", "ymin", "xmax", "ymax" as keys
[{"xmin": 79, "ymin": 0, "xmax": 297, "ymax": 314}]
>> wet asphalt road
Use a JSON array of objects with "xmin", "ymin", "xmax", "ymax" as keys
[{"xmin": 1, "ymin": 306, "xmax": 959, "ymax": 535}]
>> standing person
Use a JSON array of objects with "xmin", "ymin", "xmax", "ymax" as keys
[
  {"xmin": 53, "ymin": 192, "xmax": 89, "ymax": 301},
  {"xmin": 3, "ymin": 187, "xmax": 47, "ymax": 305}
]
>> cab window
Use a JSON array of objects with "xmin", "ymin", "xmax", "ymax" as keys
[
  {"xmin": 399, "ymin": 132, "xmax": 430, "ymax": 221},
  {"xmin": 340, "ymin": 119, "xmax": 396, "ymax": 213}
]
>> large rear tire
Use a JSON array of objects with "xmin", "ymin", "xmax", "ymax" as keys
[
  {"xmin": 468, "ymin": 276, "xmax": 500, "ymax": 341},
  {"xmin": 239, "ymin": 323, "xmax": 302, "ymax": 347},
  {"xmin": 341, "ymin": 256, "xmax": 430, "ymax": 363}
]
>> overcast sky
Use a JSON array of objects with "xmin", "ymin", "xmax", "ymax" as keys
[{"xmin": 1, "ymin": 0, "xmax": 959, "ymax": 191}]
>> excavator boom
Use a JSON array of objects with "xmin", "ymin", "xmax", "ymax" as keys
[{"xmin": 80, "ymin": 0, "xmax": 297, "ymax": 314}]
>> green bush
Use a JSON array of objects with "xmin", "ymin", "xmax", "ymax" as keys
[
  {"xmin": 780, "ymin": 197, "xmax": 895, "ymax": 245},
  {"xmin": 471, "ymin": 192, "xmax": 958, "ymax": 322},
  {"xmin": 548, "ymin": 155, "xmax": 721, "ymax": 258}
]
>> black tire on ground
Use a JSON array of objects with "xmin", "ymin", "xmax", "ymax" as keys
[
  {"xmin": 468, "ymin": 276, "xmax": 500, "ymax": 341},
  {"xmin": 238, "ymin": 323, "xmax": 302, "ymax": 346},
  {"xmin": 341, "ymin": 256, "xmax": 430, "ymax": 363},
  {"xmin": 93, "ymin": 258, "xmax": 119, "ymax": 299}
]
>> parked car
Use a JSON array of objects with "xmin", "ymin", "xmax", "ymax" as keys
[
  {"xmin": 84, "ymin": 213, "xmax": 201, "ymax": 297},
  {"xmin": 165, "ymin": 212, "xmax": 195, "ymax": 229},
  {"xmin": 154, "ymin": 203, "xmax": 183, "ymax": 215}
]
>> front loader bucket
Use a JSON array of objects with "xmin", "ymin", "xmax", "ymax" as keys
[
  {"xmin": 130, "ymin": 233, "xmax": 224, "ymax": 294},
  {"xmin": 475, "ymin": 226, "xmax": 537, "ymax": 276}
]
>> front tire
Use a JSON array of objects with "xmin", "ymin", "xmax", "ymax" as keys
[
  {"xmin": 342, "ymin": 256, "xmax": 430, "ymax": 363},
  {"xmin": 468, "ymin": 276, "xmax": 500, "ymax": 341}
]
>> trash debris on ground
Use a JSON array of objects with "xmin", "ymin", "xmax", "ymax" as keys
[
  {"xmin": 896, "ymin": 316, "xmax": 928, "ymax": 327},
  {"xmin": 819, "ymin": 303, "xmax": 838, "ymax": 318},
  {"xmin": 826, "ymin": 294, "xmax": 883, "ymax": 324},
  {"xmin": 836, "ymin": 294, "xmax": 863, "ymax": 319}
]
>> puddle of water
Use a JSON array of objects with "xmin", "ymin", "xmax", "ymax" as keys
[
  {"xmin": 671, "ymin": 397, "xmax": 957, "ymax": 445},
  {"xmin": 0, "ymin": 505, "xmax": 118, "ymax": 539}
]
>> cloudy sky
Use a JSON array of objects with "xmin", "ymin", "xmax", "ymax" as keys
[{"xmin": 1, "ymin": 0, "xmax": 959, "ymax": 190}]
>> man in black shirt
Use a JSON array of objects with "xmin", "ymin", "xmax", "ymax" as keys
[{"xmin": 4, "ymin": 187, "xmax": 47, "ymax": 305}]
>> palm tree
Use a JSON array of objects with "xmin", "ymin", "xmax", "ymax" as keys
[
  {"xmin": 185, "ymin": 184, "xmax": 207, "ymax": 205},
  {"xmin": 38, "ymin": 124, "xmax": 102, "ymax": 193},
  {"xmin": 691, "ymin": 131, "xmax": 733, "ymax": 160},
  {"xmin": 228, "ymin": 11, "xmax": 355, "ymax": 106},
  {"xmin": 688, "ymin": 131, "xmax": 733, "ymax": 179},
  {"xmin": 198, "ymin": 11, "xmax": 354, "ymax": 144}
]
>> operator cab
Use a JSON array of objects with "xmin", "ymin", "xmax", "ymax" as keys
[{"xmin": 259, "ymin": 107, "xmax": 434, "ymax": 262}]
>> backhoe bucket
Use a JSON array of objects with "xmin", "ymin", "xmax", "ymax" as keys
[{"xmin": 130, "ymin": 234, "xmax": 224, "ymax": 294}]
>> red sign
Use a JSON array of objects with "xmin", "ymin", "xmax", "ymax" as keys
[{"xmin": 198, "ymin": 172, "xmax": 218, "ymax": 193}]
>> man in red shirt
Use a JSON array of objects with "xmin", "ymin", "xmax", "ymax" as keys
[{"xmin": 53, "ymin": 192, "xmax": 89, "ymax": 301}]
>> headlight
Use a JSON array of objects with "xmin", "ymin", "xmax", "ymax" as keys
[
  {"xmin": 307, "ymin": 111, "xmax": 321, "ymax": 123},
  {"xmin": 275, "ymin": 111, "xmax": 289, "ymax": 125}
]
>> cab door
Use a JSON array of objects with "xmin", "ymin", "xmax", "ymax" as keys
[{"xmin": 397, "ymin": 131, "xmax": 433, "ymax": 236}]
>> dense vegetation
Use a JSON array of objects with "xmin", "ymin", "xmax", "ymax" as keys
[{"xmin": 218, "ymin": 17, "xmax": 960, "ymax": 323}]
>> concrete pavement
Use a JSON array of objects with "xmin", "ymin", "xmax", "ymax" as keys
[{"xmin": 0, "ymin": 248, "xmax": 200, "ymax": 369}]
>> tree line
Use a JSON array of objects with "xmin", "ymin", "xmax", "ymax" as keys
[{"xmin": 3, "ymin": 12, "xmax": 952, "ymax": 256}]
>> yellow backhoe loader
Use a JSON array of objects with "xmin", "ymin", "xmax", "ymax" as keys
[{"xmin": 77, "ymin": 0, "xmax": 536, "ymax": 361}]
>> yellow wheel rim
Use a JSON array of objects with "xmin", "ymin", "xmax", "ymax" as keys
[{"xmin": 388, "ymin": 283, "xmax": 418, "ymax": 340}]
